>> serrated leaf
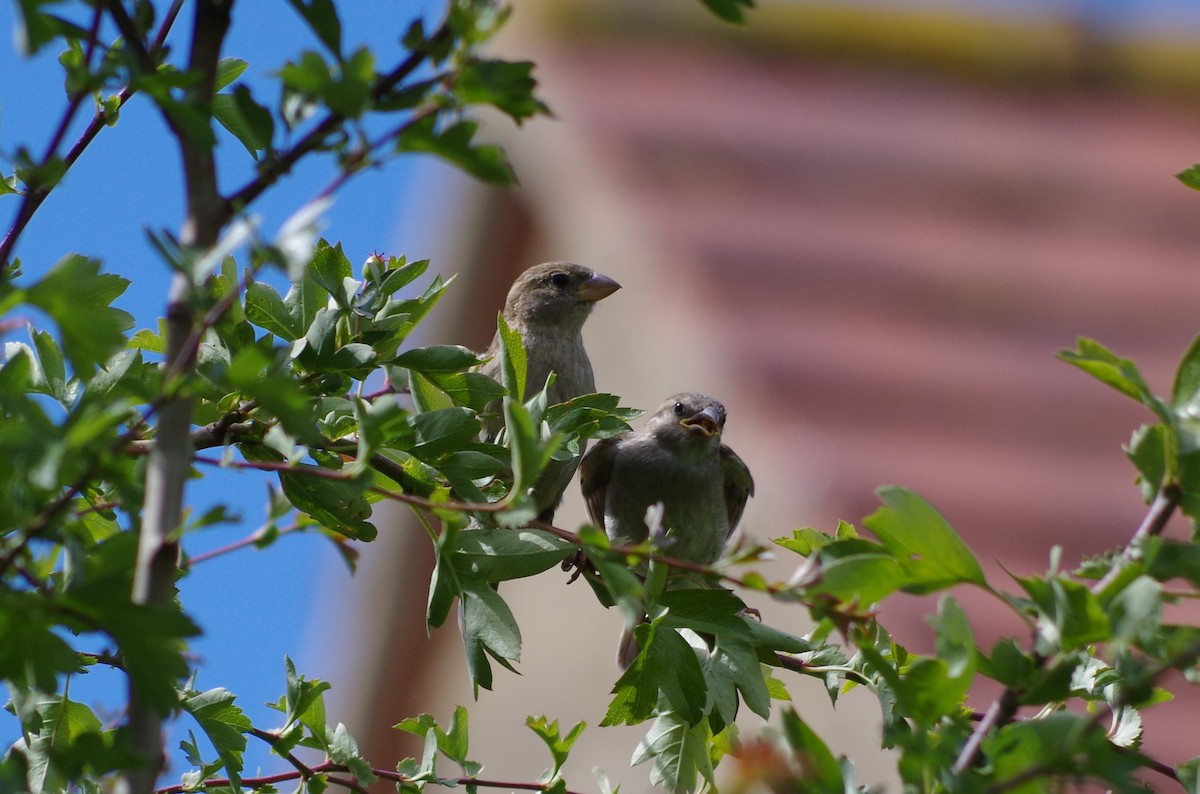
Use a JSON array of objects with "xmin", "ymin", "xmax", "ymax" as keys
[
  {"xmin": 603, "ymin": 620, "xmax": 707, "ymax": 727},
  {"xmin": 245, "ymin": 281, "xmax": 301, "ymax": 339},
  {"xmin": 397, "ymin": 116, "xmax": 515, "ymax": 185},
  {"xmin": 454, "ymin": 59, "xmax": 549, "ymax": 123},
  {"xmin": 460, "ymin": 581, "xmax": 521, "ymax": 692},
  {"xmin": 526, "ymin": 716, "xmax": 585, "ymax": 782},
  {"xmin": 26, "ymin": 256, "xmax": 133, "ymax": 373},
  {"xmin": 181, "ymin": 688, "xmax": 251, "ymax": 786},
  {"xmin": 1058, "ymin": 338, "xmax": 1163, "ymax": 418},
  {"xmin": 631, "ymin": 710, "xmax": 714, "ymax": 794},
  {"xmin": 862, "ymin": 486, "xmax": 985, "ymax": 593}
]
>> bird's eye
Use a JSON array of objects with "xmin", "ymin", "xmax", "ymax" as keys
[
  {"xmin": 548, "ymin": 272, "xmax": 570, "ymax": 288},
  {"xmin": 672, "ymin": 402, "xmax": 686, "ymax": 416}
]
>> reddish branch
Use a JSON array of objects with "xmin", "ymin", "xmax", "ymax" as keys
[
  {"xmin": 0, "ymin": 0, "xmax": 185, "ymax": 267},
  {"xmin": 951, "ymin": 483, "xmax": 1182, "ymax": 778},
  {"xmin": 155, "ymin": 762, "xmax": 583, "ymax": 794}
]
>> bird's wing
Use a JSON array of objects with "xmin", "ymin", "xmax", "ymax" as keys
[
  {"xmin": 720, "ymin": 444, "xmax": 755, "ymax": 534},
  {"xmin": 579, "ymin": 436, "xmax": 619, "ymax": 529}
]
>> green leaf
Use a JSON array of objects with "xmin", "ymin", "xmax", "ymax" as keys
[
  {"xmin": 862, "ymin": 486, "xmax": 986, "ymax": 593},
  {"xmin": 63, "ymin": 581, "xmax": 200, "ymax": 712},
  {"xmin": 1058, "ymin": 338, "xmax": 1164, "ymax": 418},
  {"xmin": 227, "ymin": 346, "xmax": 324, "ymax": 444},
  {"xmin": 706, "ymin": 638, "xmax": 770, "ymax": 722},
  {"xmin": 656, "ymin": 588, "xmax": 751, "ymax": 639},
  {"xmin": 773, "ymin": 526, "xmax": 835, "ymax": 556},
  {"xmin": 1177, "ymin": 164, "xmax": 1200, "ymax": 192},
  {"xmin": 698, "ymin": 0, "xmax": 756, "ymax": 24},
  {"xmin": 275, "ymin": 464, "xmax": 375, "ymax": 540},
  {"xmin": 631, "ymin": 710, "xmax": 714, "ymax": 794},
  {"xmin": 213, "ymin": 85, "xmax": 275, "ymax": 159},
  {"xmin": 397, "ymin": 115, "xmax": 515, "ymax": 185},
  {"xmin": 410, "ymin": 407, "xmax": 482, "ymax": 460},
  {"xmin": 309, "ymin": 239, "xmax": 354, "ymax": 307},
  {"xmin": 215, "ymin": 58, "xmax": 249, "ymax": 91},
  {"xmin": 496, "ymin": 313, "xmax": 526, "ymax": 403},
  {"xmin": 454, "ymin": 528, "xmax": 575, "ymax": 582},
  {"xmin": 811, "ymin": 545, "xmax": 905, "ymax": 606},
  {"xmin": 603, "ymin": 620, "xmax": 707, "ymax": 726},
  {"xmin": 278, "ymin": 656, "xmax": 332, "ymax": 743},
  {"xmin": 394, "ymin": 345, "xmax": 485, "ymax": 372},
  {"xmin": 284, "ymin": 0, "xmax": 343, "ymax": 58},
  {"xmin": 526, "ymin": 717, "xmax": 585, "ymax": 783},
  {"xmin": 1018, "ymin": 575, "xmax": 1111, "ymax": 653},
  {"xmin": 1143, "ymin": 537, "xmax": 1200, "ymax": 587},
  {"xmin": 454, "ymin": 59, "xmax": 549, "ymax": 123},
  {"xmin": 978, "ymin": 638, "xmax": 1037, "ymax": 688},
  {"xmin": 1107, "ymin": 575, "xmax": 1162, "ymax": 645},
  {"xmin": 181, "ymin": 688, "xmax": 251, "ymax": 786},
  {"xmin": 26, "ymin": 256, "xmax": 133, "ymax": 373},
  {"xmin": 1126, "ymin": 423, "xmax": 1167, "ymax": 503},
  {"xmin": 1173, "ymin": 333, "xmax": 1200, "ymax": 409},
  {"xmin": 779, "ymin": 708, "xmax": 844, "ymax": 794},
  {"xmin": 422, "ymin": 371, "xmax": 507, "ymax": 413},
  {"xmin": 984, "ymin": 712, "xmax": 1145, "ymax": 793},
  {"xmin": 1179, "ymin": 757, "xmax": 1200, "ymax": 794},
  {"xmin": 245, "ymin": 281, "xmax": 302, "ymax": 340},
  {"xmin": 460, "ymin": 581, "xmax": 522, "ymax": 692}
]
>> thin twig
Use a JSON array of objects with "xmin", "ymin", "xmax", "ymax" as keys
[
  {"xmin": 182, "ymin": 523, "xmax": 302, "ymax": 570},
  {"xmin": 1092, "ymin": 485, "xmax": 1180, "ymax": 594},
  {"xmin": 951, "ymin": 483, "xmax": 1182, "ymax": 778},
  {"xmin": 154, "ymin": 761, "xmax": 586, "ymax": 794},
  {"xmin": 221, "ymin": 21, "xmax": 452, "ymax": 219},
  {"xmin": 0, "ymin": 0, "xmax": 185, "ymax": 266}
]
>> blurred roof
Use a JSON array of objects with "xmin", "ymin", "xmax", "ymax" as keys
[{"xmin": 330, "ymin": 2, "xmax": 1200, "ymax": 789}]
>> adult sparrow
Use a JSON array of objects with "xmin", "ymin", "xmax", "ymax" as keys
[{"xmin": 479, "ymin": 262, "xmax": 620, "ymax": 521}]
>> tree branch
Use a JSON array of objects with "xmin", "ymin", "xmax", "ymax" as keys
[
  {"xmin": 951, "ymin": 483, "xmax": 1182, "ymax": 778},
  {"xmin": 124, "ymin": 3, "xmax": 234, "ymax": 792},
  {"xmin": 221, "ymin": 21, "xmax": 452, "ymax": 220},
  {"xmin": 0, "ymin": 0, "xmax": 185, "ymax": 267},
  {"xmin": 154, "ymin": 760, "xmax": 587, "ymax": 794}
]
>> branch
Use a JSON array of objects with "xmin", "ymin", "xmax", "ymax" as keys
[
  {"xmin": 0, "ymin": 1, "xmax": 185, "ymax": 267},
  {"xmin": 951, "ymin": 483, "xmax": 1182, "ymax": 777},
  {"xmin": 125, "ymin": 3, "xmax": 233, "ymax": 792},
  {"xmin": 1092, "ymin": 484, "xmax": 1180, "ymax": 593},
  {"xmin": 154, "ymin": 760, "xmax": 587, "ymax": 794},
  {"xmin": 189, "ymin": 452, "xmax": 836, "ymax": 613},
  {"xmin": 182, "ymin": 522, "xmax": 303, "ymax": 570},
  {"xmin": 221, "ymin": 21, "xmax": 452, "ymax": 220}
]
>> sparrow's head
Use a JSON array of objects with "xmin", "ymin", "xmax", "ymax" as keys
[
  {"xmin": 504, "ymin": 262, "xmax": 620, "ymax": 330},
  {"xmin": 649, "ymin": 392, "xmax": 728, "ymax": 442}
]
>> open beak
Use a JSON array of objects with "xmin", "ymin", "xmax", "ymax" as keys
[
  {"xmin": 680, "ymin": 406, "xmax": 722, "ymax": 437},
  {"xmin": 577, "ymin": 272, "xmax": 621, "ymax": 302}
]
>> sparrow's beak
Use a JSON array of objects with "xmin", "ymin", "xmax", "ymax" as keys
[
  {"xmin": 681, "ymin": 406, "xmax": 722, "ymax": 437},
  {"xmin": 577, "ymin": 272, "xmax": 621, "ymax": 302}
]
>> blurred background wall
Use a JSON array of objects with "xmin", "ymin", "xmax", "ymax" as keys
[{"xmin": 314, "ymin": 1, "xmax": 1200, "ymax": 790}]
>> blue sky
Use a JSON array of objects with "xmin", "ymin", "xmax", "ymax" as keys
[{"xmin": 1, "ymin": 0, "xmax": 444, "ymax": 781}]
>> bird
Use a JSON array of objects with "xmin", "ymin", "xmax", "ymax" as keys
[
  {"xmin": 478, "ymin": 262, "xmax": 620, "ymax": 521},
  {"xmin": 579, "ymin": 392, "xmax": 754, "ymax": 666}
]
